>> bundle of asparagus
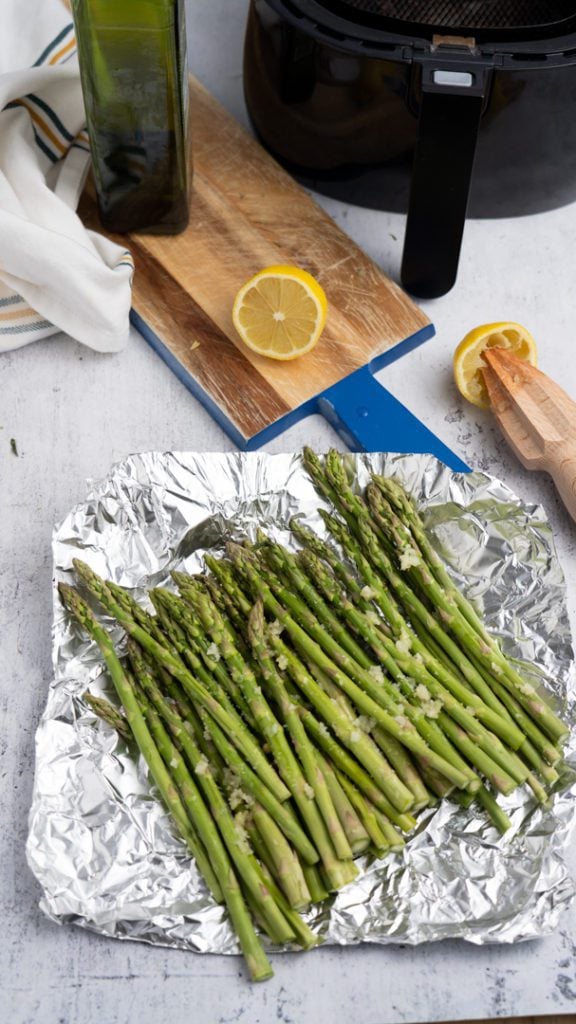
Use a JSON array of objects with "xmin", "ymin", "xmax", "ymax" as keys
[{"xmin": 59, "ymin": 449, "xmax": 569, "ymax": 982}]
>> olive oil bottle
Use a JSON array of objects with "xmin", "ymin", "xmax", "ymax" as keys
[{"xmin": 72, "ymin": 0, "xmax": 191, "ymax": 234}]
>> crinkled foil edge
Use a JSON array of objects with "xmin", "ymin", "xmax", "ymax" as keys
[{"xmin": 26, "ymin": 451, "xmax": 576, "ymax": 956}]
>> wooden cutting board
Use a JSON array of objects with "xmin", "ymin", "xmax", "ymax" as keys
[{"xmin": 79, "ymin": 76, "xmax": 467, "ymax": 472}]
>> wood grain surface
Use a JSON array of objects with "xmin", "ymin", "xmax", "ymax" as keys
[
  {"xmin": 79, "ymin": 76, "xmax": 430, "ymax": 441},
  {"xmin": 451, "ymin": 1018, "xmax": 575, "ymax": 1024},
  {"xmin": 482, "ymin": 348, "xmax": 576, "ymax": 523}
]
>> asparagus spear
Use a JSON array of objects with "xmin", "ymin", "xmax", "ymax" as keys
[
  {"xmin": 59, "ymin": 584, "xmax": 275, "ymax": 981},
  {"xmin": 370, "ymin": 473, "xmax": 494, "ymax": 643},
  {"xmin": 241, "ymin": 819, "xmax": 321, "ymax": 948},
  {"xmin": 251, "ymin": 802, "xmax": 311, "ymax": 910},
  {"xmin": 298, "ymin": 707, "xmax": 417, "ymax": 832},
  {"xmin": 151, "ymin": 588, "xmax": 256, "ymax": 727},
  {"xmin": 302, "ymin": 863, "xmax": 330, "ymax": 903},
  {"xmin": 475, "ymin": 785, "xmax": 513, "ymax": 834},
  {"xmin": 306, "ymin": 449, "xmax": 513, "ymax": 704},
  {"xmin": 336, "ymin": 773, "xmax": 390, "ymax": 855},
  {"xmin": 260, "ymin": 540, "xmax": 487, "ymax": 786},
  {"xmin": 62, "ymin": 587, "xmax": 222, "ymax": 902},
  {"xmin": 297, "ymin": 523, "xmax": 537, "ymax": 793},
  {"xmin": 259, "ymin": 539, "xmax": 374, "ymax": 668},
  {"xmin": 129, "ymin": 643, "xmax": 296, "ymax": 946},
  {"xmin": 313, "ymin": 750, "xmax": 371, "ymax": 855},
  {"xmin": 298, "ymin": 547, "xmax": 524, "ymax": 752},
  {"xmin": 230, "ymin": 546, "xmax": 470, "ymax": 793},
  {"xmin": 202, "ymin": 558, "xmax": 414, "ymax": 838},
  {"xmin": 247, "ymin": 601, "xmax": 359, "ymax": 891},
  {"xmin": 319, "ymin": 508, "xmax": 521, "ymax": 732},
  {"xmin": 290, "ymin": 516, "xmax": 380, "ymax": 618},
  {"xmin": 71, "ymin": 559, "xmax": 289, "ymax": 804},
  {"xmin": 371, "ymin": 726, "xmax": 431, "ymax": 811},
  {"xmin": 83, "ymin": 691, "xmax": 132, "ymax": 742},
  {"xmin": 371, "ymin": 474, "xmax": 562, "ymax": 750},
  {"xmin": 127, "ymin": 638, "xmax": 317, "ymax": 865},
  {"xmin": 304, "ymin": 658, "xmax": 438, "ymax": 805},
  {"xmin": 294, "ymin": 557, "xmax": 497, "ymax": 790},
  {"xmin": 316, "ymin": 450, "xmax": 567, "ymax": 745},
  {"xmin": 364, "ymin": 479, "xmax": 568, "ymax": 744}
]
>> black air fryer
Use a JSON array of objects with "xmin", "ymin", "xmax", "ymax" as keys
[{"xmin": 244, "ymin": 1, "xmax": 576, "ymax": 297}]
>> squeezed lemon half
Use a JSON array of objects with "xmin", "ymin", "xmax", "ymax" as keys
[
  {"xmin": 232, "ymin": 265, "xmax": 328, "ymax": 361},
  {"xmin": 453, "ymin": 322, "xmax": 538, "ymax": 408}
]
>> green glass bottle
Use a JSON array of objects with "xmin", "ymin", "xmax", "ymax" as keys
[{"xmin": 72, "ymin": 0, "xmax": 191, "ymax": 234}]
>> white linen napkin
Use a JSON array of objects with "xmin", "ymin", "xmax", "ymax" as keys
[{"xmin": 0, "ymin": 0, "xmax": 133, "ymax": 353}]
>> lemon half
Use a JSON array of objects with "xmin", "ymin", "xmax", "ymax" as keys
[
  {"xmin": 232, "ymin": 265, "xmax": 328, "ymax": 361},
  {"xmin": 453, "ymin": 322, "xmax": 538, "ymax": 408}
]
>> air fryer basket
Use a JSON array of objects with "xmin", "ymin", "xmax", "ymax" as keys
[
  {"xmin": 310, "ymin": 0, "xmax": 576, "ymax": 295},
  {"xmin": 327, "ymin": 1, "xmax": 571, "ymax": 30},
  {"xmin": 246, "ymin": 0, "xmax": 576, "ymax": 296}
]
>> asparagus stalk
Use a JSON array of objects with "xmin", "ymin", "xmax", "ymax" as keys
[
  {"xmin": 305, "ymin": 450, "xmax": 515, "ymax": 704},
  {"xmin": 469, "ymin": 653, "xmax": 562, "ymax": 766},
  {"xmin": 62, "ymin": 586, "xmax": 223, "ymax": 903},
  {"xmin": 130, "ymin": 690, "xmax": 232, "ymax": 907},
  {"xmin": 127, "ymin": 638, "xmax": 317, "ymax": 865},
  {"xmin": 130, "ymin": 644, "xmax": 296, "ymax": 946},
  {"xmin": 59, "ymin": 584, "xmax": 277, "ymax": 981},
  {"xmin": 298, "ymin": 707, "xmax": 417, "ymax": 832},
  {"xmin": 151, "ymin": 588, "xmax": 256, "ymax": 728},
  {"xmin": 290, "ymin": 516, "xmax": 380, "ymax": 617},
  {"xmin": 265, "ymin": 539, "xmax": 510, "ymax": 792},
  {"xmin": 299, "ymin": 547, "xmax": 524, "ymax": 752},
  {"xmin": 371, "ymin": 809, "xmax": 406, "ymax": 852},
  {"xmin": 336, "ymin": 773, "xmax": 390, "ymax": 855},
  {"xmin": 370, "ymin": 473, "xmax": 494, "ymax": 644},
  {"xmin": 205, "ymin": 556, "xmax": 253, "ymax": 618},
  {"xmin": 230, "ymin": 545, "xmax": 471, "ymax": 792},
  {"xmin": 242, "ymin": 821, "xmax": 321, "ymax": 948},
  {"xmin": 256, "ymin": 866, "xmax": 321, "ymax": 950},
  {"xmin": 83, "ymin": 691, "xmax": 132, "ymax": 742},
  {"xmin": 303, "ymin": 453, "xmax": 564, "ymax": 797},
  {"xmin": 71, "ymin": 559, "xmax": 289, "ymax": 804},
  {"xmin": 204, "ymin": 574, "xmax": 249, "ymax": 638},
  {"xmin": 319, "ymin": 508, "xmax": 523, "ymax": 734},
  {"xmin": 370, "ymin": 474, "xmax": 567, "ymax": 744},
  {"xmin": 259, "ymin": 539, "xmax": 374, "ymax": 669},
  {"xmin": 317, "ymin": 450, "xmax": 566, "ymax": 745},
  {"xmin": 304, "ymin": 659, "xmax": 439, "ymax": 805},
  {"xmin": 175, "ymin": 572, "xmax": 253, "ymax": 665},
  {"xmin": 188, "ymin": 586, "xmax": 320, "ymax": 804},
  {"xmin": 474, "ymin": 785, "xmax": 513, "ymax": 834},
  {"xmin": 371, "ymin": 726, "xmax": 431, "ymax": 810},
  {"xmin": 313, "ymin": 750, "xmax": 371, "ymax": 855},
  {"xmin": 247, "ymin": 601, "xmax": 359, "ymax": 890},
  {"xmin": 251, "ymin": 803, "xmax": 311, "ymax": 910},
  {"xmin": 302, "ymin": 863, "xmax": 330, "ymax": 903},
  {"xmin": 416, "ymin": 761, "xmax": 455, "ymax": 800},
  {"xmin": 204, "ymin": 556, "xmax": 418, "ymax": 833},
  {"xmin": 437, "ymin": 717, "xmax": 516, "ymax": 795},
  {"xmin": 296, "ymin": 558, "xmax": 493, "ymax": 791},
  {"xmin": 364, "ymin": 480, "xmax": 568, "ymax": 744}
]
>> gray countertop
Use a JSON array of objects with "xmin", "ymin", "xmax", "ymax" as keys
[{"xmin": 3, "ymin": 2, "xmax": 576, "ymax": 1021}]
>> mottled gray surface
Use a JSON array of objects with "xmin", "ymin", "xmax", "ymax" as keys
[{"xmin": 2, "ymin": 2, "xmax": 576, "ymax": 1022}]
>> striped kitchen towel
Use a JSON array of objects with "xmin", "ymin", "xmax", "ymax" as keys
[{"xmin": 0, "ymin": 0, "xmax": 133, "ymax": 353}]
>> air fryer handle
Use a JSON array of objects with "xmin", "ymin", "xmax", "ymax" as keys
[{"xmin": 401, "ymin": 69, "xmax": 489, "ymax": 299}]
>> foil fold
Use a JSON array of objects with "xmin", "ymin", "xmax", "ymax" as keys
[{"xmin": 26, "ymin": 451, "xmax": 576, "ymax": 954}]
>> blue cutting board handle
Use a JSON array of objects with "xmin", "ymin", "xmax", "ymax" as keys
[
  {"xmin": 132, "ymin": 310, "xmax": 469, "ymax": 471},
  {"xmin": 317, "ymin": 365, "xmax": 470, "ymax": 473}
]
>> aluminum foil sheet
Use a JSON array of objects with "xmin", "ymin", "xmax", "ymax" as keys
[{"xmin": 27, "ymin": 451, "xmax": 576, "ymax": 955}]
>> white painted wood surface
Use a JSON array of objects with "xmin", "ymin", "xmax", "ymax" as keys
[{"xmin": 2, "ymin": 3, "xmax": 576, "ymax": 1022}]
